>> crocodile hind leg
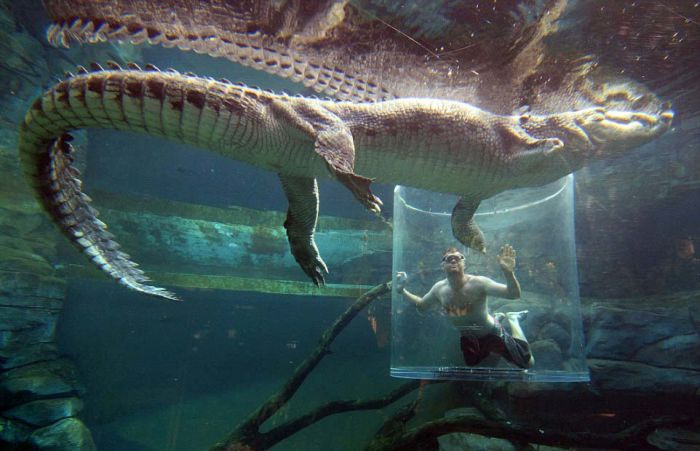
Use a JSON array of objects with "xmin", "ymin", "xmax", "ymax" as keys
[
  {"xmin": 451, "ymin": 196, "xmax": 486, "ymax": 253},
  {"xmin": 279, "ymin": 174, "xmax": 328, "ymax": 285}
]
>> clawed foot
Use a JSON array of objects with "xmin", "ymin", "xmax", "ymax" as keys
[
  {"xmin": 335, "ymin": 171, "xmax": 383, "ymax": 214},
  {"xmin": 303, "ymin": 258, "xmax": 329, "ymax": 286},
  {"xmin": 360, "ymin": 192, "xmax": 383, "ymax": 215},
  {"xmin": 290, "ymin": 239, "xmax": 329, "ymax": 286}
]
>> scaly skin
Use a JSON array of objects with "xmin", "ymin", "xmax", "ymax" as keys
[{"xmin": 18, "ymin": 67, "xmax": 673, "ymax": 300}]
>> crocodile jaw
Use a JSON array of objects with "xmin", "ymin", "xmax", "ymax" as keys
[
  {"xmin": 580, "ymin": 108, "xmax": 674, "ymax": 154},
  {"xmin": 523, "ymin": 107, "xmax": 673, "ymax": 169}
]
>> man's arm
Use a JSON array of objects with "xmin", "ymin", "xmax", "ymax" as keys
[
  {"xmin": 482, "ymin": 244, "xmax": 521, "ymax": 299},
  {"xmin": 395, "ymin": 272, "xmax": 439, "ymax": 310},
  {"xmin": 480, "ymin": 272, "xmax": 521, "ymax": 299}
]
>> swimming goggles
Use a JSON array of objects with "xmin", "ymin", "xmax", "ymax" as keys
[{"xmin": 442, "ymin": 254, "xmax": 465, "ymax": 263}]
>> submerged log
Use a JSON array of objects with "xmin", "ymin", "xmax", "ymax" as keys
[
  {"xmin": 368, "ymin": 413, "xmax": 696, "ymax": 451},
  {"xmin": 211, "ymin": 281, "xmax": 421, "ymax": 451}
]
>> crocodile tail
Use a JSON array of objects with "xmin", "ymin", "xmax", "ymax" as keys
[
  {"xmin": 17, "ymin": 71, "xmax": 208, "ymax": 301},
  {"xmin": 19, "ymin": 68, "xmax": 282, "ymax": 300},
  {"xmin": 20, "ymin": 130, "xmax": 180, "ymax": 300}
]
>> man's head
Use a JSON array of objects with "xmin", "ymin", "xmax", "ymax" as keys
[{"xmin": 442, "ymin": 247, "xmax": 465, "ymax": 274}]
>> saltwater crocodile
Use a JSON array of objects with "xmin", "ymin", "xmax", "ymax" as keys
[{"xmin": 19, "ymin": 65, "xmax": 673, "ymax": 300}]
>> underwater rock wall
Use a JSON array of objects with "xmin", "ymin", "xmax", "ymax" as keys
[
  {"xmin": 0, "ymin": 1, "xmax": 49, "ymax": 132},
  {"xmin": 583, "ymin": 292, "xmax": 700, "ymax": 398},
  {"xmin": 493, "ymin": 290, "xmax": 700, "ymax": 391},
  {"xmin": 0, "ymin": 1, "xmax": 112, "ymax": 448},
  {"xmin": 435, "ymin": 290, "xmax": 700, "ymax": 449},
  {"xmin": 0, "ymin": 142, "xmax": 95, "ymax": 449},
  {"xmin": 492, "ymin": 291, "xmax": 700, "ymax": 434}
]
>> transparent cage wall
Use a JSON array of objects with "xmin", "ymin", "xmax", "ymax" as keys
[{"xmin": 391, "ymin": 175, "xmax": 590, "ymax": 381}]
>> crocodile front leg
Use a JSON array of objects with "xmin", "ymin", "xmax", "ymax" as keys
[
  {"xmin": 279, "ymin": 174, "xmax": 328, "ymax": 285},
  {"xmin": 271, "ymin": 99, "xmax": 382, "ymax": 213},
  {"xmin": 451, "ymin": 196, "xmax": 486, "ymax": 254}
]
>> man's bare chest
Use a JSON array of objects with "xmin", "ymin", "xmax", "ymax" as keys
[{"xmin": 438, "ymin": 282, "xmax": 486, "ymax": 310}]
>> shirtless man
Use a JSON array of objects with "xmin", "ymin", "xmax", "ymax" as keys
[{"xmin": 395, "ymin": 245, "xmax": 533, "ymax": 369}]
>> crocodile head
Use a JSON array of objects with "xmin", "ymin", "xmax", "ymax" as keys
[{"xmin": 518, "ymin": 105, "xmax": 674, "ymax": 174}]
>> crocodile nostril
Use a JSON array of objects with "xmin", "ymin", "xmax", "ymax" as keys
[{"xmin": 660, "ymin": 111, "xmax": 674, "ymax": 123}]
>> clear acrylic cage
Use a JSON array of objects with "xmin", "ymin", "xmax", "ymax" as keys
[{"xmin": 391, "ymin": 175, "xmax": 590, "ymax": 381}]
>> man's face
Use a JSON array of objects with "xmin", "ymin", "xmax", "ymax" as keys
[{"xmin": 442, "ymin": 252, "xmax": 465, "ymax": 273}]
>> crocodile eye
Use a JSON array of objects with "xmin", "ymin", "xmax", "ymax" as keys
[{"xmin": 519, "ymin": 115, "xmax": 529, "ymax": 125}]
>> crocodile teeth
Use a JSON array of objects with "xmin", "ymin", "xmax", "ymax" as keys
[
  {"xmin": 87, "ymin": 33, "xmax": 107, "ymax": 44},
  {"xmin": 46, "ymin": 23, "xmax": 61, "ymax": 46},
  {"xmin": 147, "ymin": 31, "xmax": 163, "ymax": 45},
  {"xmin": 68, "ymin": 18, "xmax": 83, "ymax": 33},
  {"xmin": 80, "ymin": 20, "xmax": 95, "ymax": 35},
  {"xmin": 85, "ymin": 21, "xmax": 109, "ymax": 43},
  {"xmin": 58, "ymin": 28, "xmax": 70, "ymax": 48},
  {"xmin": 107, "ymin": 25, "xmax": 127, "ymax": 39},
  {"xmin": 46, "ymin": 22, "xmax": 72, "ymax": 48},
  {"xmin": 93, "ymin": 21, "xmax": 107, "ymax": 35},
  {"xmin": 129, "ymin": 29, "xmax": 148, "ymax": 45}
]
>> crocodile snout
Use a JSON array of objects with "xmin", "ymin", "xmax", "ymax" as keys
[{"xmin": 578, "ymin": 107, "xmax": 673, "ymax": 148}]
